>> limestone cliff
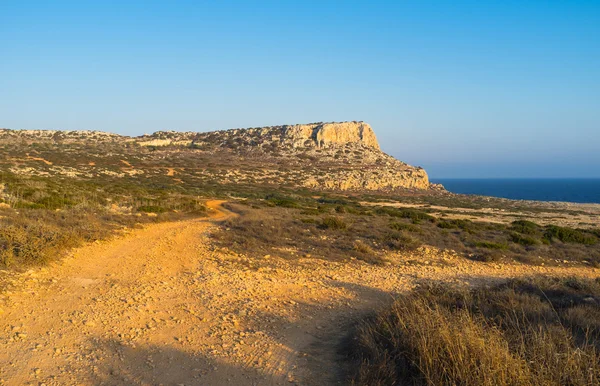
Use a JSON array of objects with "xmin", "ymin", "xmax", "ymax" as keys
[
  {"xmin": 281, "ymin": 121, "xmax": 379, "ymax": 149},
  {"xmin": 163, "ymin": 120, "xmax": 431, "ymax": 192},
  {"xmin": 0, "ymin": 121, "xmax": 433, "ymax": 192}
]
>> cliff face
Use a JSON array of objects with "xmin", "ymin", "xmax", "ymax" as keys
[
  {"xmin": 168, "ymin": 121, "xmax": 430, "ymax": 192},
  {"xmin": 282, "ymin": 122, "xmax": 380, "ymax": 149}
]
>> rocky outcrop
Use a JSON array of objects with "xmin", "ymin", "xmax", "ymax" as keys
[
  {"xmin": 304, "ymin": 167, "xmax": 430, "ymax": 191},
  {"xmin": 135, "ymin": 121, "xmax": 432, "ymax": 191},
  {"xmin": 0, "ymin": 129, "xmax": 123, "ymax": 143},
  {"xmin": 282, "ymin": 121, "xmax": 379, "ymax": 149}
]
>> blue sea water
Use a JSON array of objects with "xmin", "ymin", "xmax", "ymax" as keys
[{"xmin": 431, "ymin": 179, "xmax": 600, "ymax": 204}]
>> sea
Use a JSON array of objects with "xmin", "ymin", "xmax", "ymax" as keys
[{"xmin": 431, "ymin": 179, "xmax": 600, "ymax": 204}]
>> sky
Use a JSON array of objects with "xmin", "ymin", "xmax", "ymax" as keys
[{"xmin": 1, "ymin": 1, "xmax": 599, "ymax": 178}]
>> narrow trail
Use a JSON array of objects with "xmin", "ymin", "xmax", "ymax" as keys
[{"xmin": 1, "ymin": 201, "xmax": 599, "ymax": 386}]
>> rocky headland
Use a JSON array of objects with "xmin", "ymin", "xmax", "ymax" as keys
[{"xmin": 0, "ymin": 121, "xmax": 432, "ymax": 192}]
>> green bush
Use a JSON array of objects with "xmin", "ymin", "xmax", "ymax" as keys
[
  {"xmin": 590, "ymin": 228, "xmax": 600, "ymax": 238},
  {"xmin": 437, "ymin": 220, "xmax": 456, "ymax": 229},
  {"xmin": 437, "ymin": 219, "xmax": 479, "ymax": 233},
  {"xmin": 385, "ymin": 231, "xmax": 421, "ymax": 250},
  {"xmin": 544, "ymin": 225, "xmax": 597, "ymax": 245},
  {"xmin": 510, "ymin": 220, "xmax": 539, "ymax": 235},
  {"xmin": 510, "ymin": 232, "xmax": 539, "ymax": 246},
  {"xmin": 374, "ymin": 207, "xmax": 434, "ymax": 224},
  {"xmin": 320, "ymin": 216, "xmax": 348, "ymax": 230},
  {"xmin": 474, "ymin": 241, "xmax": 508, "ymax": 250},
  {"xmin": 389, "ymin": 222, "xmax": 421, "ymax": 233},
  {"xmin": 268, "ymin": 198, "xmax": 300, "ymax": 208}
]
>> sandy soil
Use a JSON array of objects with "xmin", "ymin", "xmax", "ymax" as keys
[
  {"xmin": 361, "ymin": 201, "xmax": 600, "ymax": 228},
  {"xmin": 1, "ymin": 201, "xmax": 599, "ymax": 386}
]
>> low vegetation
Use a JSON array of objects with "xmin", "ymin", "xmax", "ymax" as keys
[
  {"xmin": 2, "ymin": 129, "xmax": 600, "ymax": 384},
  {"xmin": 350, "ymin": 276, "xmax": 600, "ymax": 386},
  {"xmin": 0, "ymin": 208, "xmax": 138, "ymax": 267},
  {"xmin": 0, "ymin": 170, "xmax": 208, "ymax": 270},
  {"xmin": 215, "ymin": 195, "xmax": 600, "ymax": 267}
]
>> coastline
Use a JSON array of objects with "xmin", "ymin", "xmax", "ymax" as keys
[{"xmin": 432, "ymin": 178, "xmax": 600, "ymax": 205}]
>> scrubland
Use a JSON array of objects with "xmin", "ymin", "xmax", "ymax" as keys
[{"xmin": 2, "ymin": 131, "xmax": 600, "ymax": 384}]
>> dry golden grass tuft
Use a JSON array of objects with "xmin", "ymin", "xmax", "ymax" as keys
[{"xmin": 350, "ymin": 277, "xmax": 600, "ymax": 386}]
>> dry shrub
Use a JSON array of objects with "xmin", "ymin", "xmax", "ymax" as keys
[
  {"xmin": 351, "ymin": 277, "xmax": 600, "ymax": 386},
  {"xmin": 353, "ymin": 240, "xmax": 375, "ymax": 254},
  {"xmin": 320, "ymin": 216, "xmax": 348, "ymax": 230},
  {"xmin": 0, "ymin": 208, "xmax": 159, "ymax": 268}
]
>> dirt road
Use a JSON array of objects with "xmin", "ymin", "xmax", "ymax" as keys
[{"xmin": 1, "ymin": 201, "xmax": 599, "ymax": 385}]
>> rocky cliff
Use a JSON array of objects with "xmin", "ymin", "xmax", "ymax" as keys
[
  {"xmin": 0, "ymin": 121, "xmax": 432, "ymax": 192},
  {"xmin": 137, "ymin": 121, "xmax": 379, "ymax": 150},
  {"xmin": 281, "ymin": 122, "xmax": 379, "ymax": 149},
  {"xmin": 137, "ymin": 121, "xmax": 431, "ymax": 191}
]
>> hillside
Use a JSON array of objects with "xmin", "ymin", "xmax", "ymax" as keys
[
  {"xmin": 0, "ymin": 121, "xmax": 431, "ymax": 192},
  {"xmin": 3, "ymin": 123, "xmax": 600, "ymax": 386}
]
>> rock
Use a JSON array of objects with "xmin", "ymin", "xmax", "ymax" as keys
[{"xmin": 283, "ymin": 121, "xmax": 379, "ymax": 149}]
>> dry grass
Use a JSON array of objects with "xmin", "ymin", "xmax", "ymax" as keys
[
  {"xmin": 0, "ymin": 208, "xmax": 137, "ymax": 268},
  {"xmin": 0, "ymin": 168, "xmax": 209, "ymax": 270},
  {"xmin": 350, "ymin": 277, "xmax": 600, "ymax": 386},
  {"xmin": 215, "ymin": 197, "xmax": 600, "ymax": 267},
  {"xmin": 0, "ymin": 205, "xmax": 207, "ymax": 269},
  {"xmin": 213, "ymin": 202, "xmax": 390, "ymax": 265}
]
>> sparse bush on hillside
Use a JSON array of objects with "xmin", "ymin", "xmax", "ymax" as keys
[
  {"xmin": 389, "ymin": 222, "xmax": 421, "ymax": 233},
  {"xmin": 510, "ymin": 232, "xmax": 539, "ymax": 246},
  {"xmin": 510, "ymin": 220, "xmax": 540, "ymax": 235},
  {"xmin": 437, "ymin": 219, "xmax": 480, "ymax": 234},
  {"xmin": 385, "ymin": 231, "xmax": 422, "ymax": 250},
  {"xmin": 353, "ymin": 240, "xmax": 375, "ymax": 254},
  {"xmin": 374, "ymin": 207, "xmax": 434, "ymax": 224},
  {"xmin": 544, "ymin": 225, "xmax": 597, "ymax": 245},
  {"xmin": 268, "ymin": 197, "xmax": 300, "ymax": 208},
  {"xmin": 216, "ymin": 198, "xmax": 600, "ymax": 267},
  {"xmin": 320, "ymin": 216, "xmax": 348, "ymax": 230},
  {"xmin": 473, "ymin": 241, "xmax": 508, "ymax": 250},
  {"xmin": 213, "ymin": 203, "xmax": 389, "ymax": 265}
]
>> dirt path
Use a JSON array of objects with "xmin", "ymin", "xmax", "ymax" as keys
[{"xmin": 1, "ymin": 201, "xmax": 599, "ymax": 386}]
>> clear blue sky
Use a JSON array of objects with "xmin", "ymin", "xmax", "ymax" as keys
[{"xmin": 2, "ymin": 1, "xmax": 599, "ymax": 178}]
